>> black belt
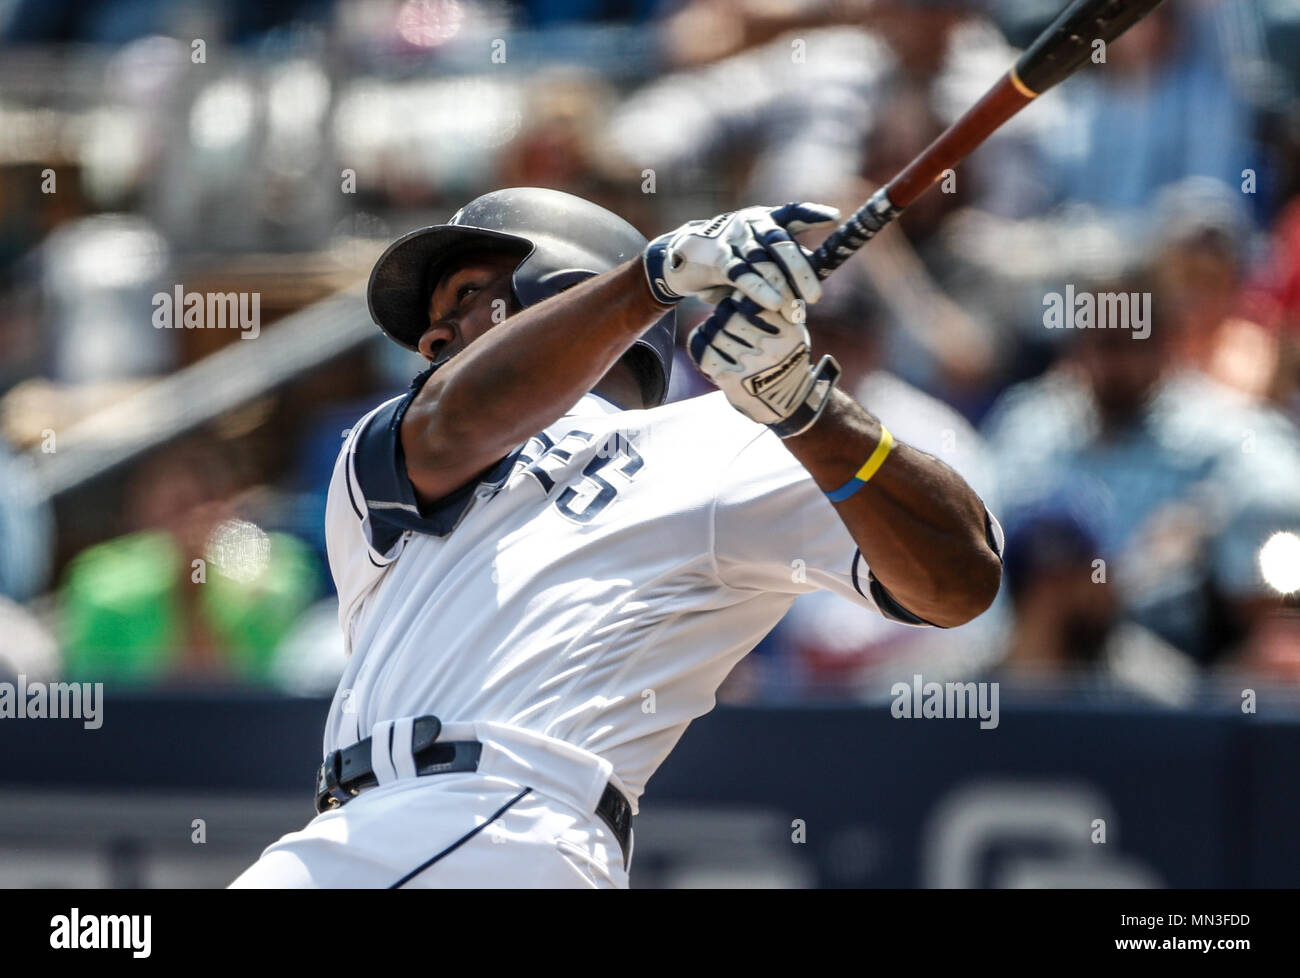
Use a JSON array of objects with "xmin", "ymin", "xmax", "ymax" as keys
[{"xmin": 314, "ymin": 715, "xmax": 632, "ymax": 866}]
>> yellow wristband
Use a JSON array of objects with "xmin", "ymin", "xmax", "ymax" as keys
[{"xmin": 826, "ymin": 425, "xmax": 893, "ymax": 502}]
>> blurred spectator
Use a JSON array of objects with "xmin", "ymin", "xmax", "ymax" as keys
[
  {"xmin": 58, "ymin": 436, "xmax": 322, "ymax": 685},
  {"xmin": 608, "ymin": 0, "xmax": 1032, "ymax": 209},
  {"xmin": 1246, "ymin": 195, "xmax": 1300, "ymax": 416},
  {"xmin": 496, "ymin": 69, "xmax": 614, "ymax": 196},
  {"xmin": 994, "ymin": 498, "xmax": 1197, "ymax": 706},
  {"xmin": 982, "ymin": 273, "xmax": 1300, "ymax": 665},
  {"xmin": 1032, "ymin": 1, "xmax": 1263, "ymax": 216},
  {"xmin": 606, "ymin": 15, "xmax": 893, "ymax": 208},
  {"xmin": 1148, "ymin": 177, "xmax": 1278, "ymax": 401},
  {"xmin": 1217, "ymin": 600, "xmax": 1300, "ymax": 687}
]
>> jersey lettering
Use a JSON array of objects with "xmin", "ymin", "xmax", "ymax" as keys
[{"xmin": 517, "ymin": 429, "xmax": 644, "ymax": 523}]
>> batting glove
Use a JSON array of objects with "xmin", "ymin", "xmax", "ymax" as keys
[
  {"xmin": 643, "ymin": 202, "xmax": 840, "ymax": 317},
  {"xmin": 689, "ymin": 289, "xmax": 841, "ymax": 439}
]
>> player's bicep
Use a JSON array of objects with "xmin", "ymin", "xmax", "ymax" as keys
[{"xmin": 399, "ymin": 389, "xmax": 506, "ymax": 507}]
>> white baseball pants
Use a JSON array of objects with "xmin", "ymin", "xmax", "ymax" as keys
[{"xmin": 230, "ymin": 720, "xmax": 632, "ymax": 889}]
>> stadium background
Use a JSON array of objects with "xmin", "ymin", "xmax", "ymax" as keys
[{"xmin": 0, "ymin": 0, "xmax": 1298, "ymax": 887}]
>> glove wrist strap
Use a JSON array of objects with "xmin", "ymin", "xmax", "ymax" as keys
[
  {"xmin": 769, "ymin": 355, "xmax": 841, "ymax": 439},
  {"xmin": 643, "ymin": 236, "xmax": 683, "ymax": 305}
]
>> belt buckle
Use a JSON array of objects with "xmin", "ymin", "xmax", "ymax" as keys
[{"xmin": 315, "ymin": 749, "xmax": 350, "ymax": 814}]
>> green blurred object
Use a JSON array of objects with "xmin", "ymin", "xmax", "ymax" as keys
[
  {"xmin": 60, "ymin": 532, "xmax": 182, "ymax": 682},
  {"xmin": 203, "ymin": 531, "xmax": 321, "ymax": 680},
  {"xmin": 59, "ymin": 529, "xmax": 321, "ymax": 684}
]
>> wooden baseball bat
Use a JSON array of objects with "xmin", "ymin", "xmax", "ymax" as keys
[{"xmin": 808, "ymin": 0, "xmax": 1169, "ymax": 277}]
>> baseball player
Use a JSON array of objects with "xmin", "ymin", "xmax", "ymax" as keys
[{"xmin": 231, "ymin": 187, "xmax": 1003, "ymax": 889}]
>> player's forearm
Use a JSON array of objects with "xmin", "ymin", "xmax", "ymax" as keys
[
  {"xmin": 403, "ymin": 261, "xmax": 670, "ymax": 502},
  {"xmin": 783, "ymin": 389, "xmax": 1001, "ymax": 627}
]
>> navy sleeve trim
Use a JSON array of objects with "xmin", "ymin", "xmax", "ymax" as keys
[
  {"xmin": 852, "ymin": 549, "xmax": 941, "ymax": 628},
  {"xmin": 985, "ymin": 508, "xmax": 1004, "ymax": 562},
  {"xmin": 344, "ymin": 444, "xmax": 365, "ymax": 522},
  {"xmin": 850, "ymin": 548, "xmax": 869, "ymax": 600},
  {"xmin": 868, "ymin": 570, "xmax": 941, "ymax": 627},
  {"xmin": 352, "ymin": 365, "xmax": 521, "ymax": 552}
]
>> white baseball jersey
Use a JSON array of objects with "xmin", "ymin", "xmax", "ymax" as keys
[{"xmin": 323, "ymin": 369, "xmax": 999, "ymax": 810}]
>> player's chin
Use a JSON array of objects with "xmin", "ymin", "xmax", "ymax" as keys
[{"xmin": 429, "ymin": 339, "xmax": 466, "ymax": 365}]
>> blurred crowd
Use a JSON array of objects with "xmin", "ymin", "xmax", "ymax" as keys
[{"xmin": 1, "ymin": 0, "xmax": 1299, "ymax": 709}]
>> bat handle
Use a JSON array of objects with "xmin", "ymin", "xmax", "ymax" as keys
[
  {"xmin": 809, "ymin": 187, "xmax": 903, "ymax": 279},
  {"xmin": 724, "ymin": 187, "xmax": 904, "ymax": 324}
]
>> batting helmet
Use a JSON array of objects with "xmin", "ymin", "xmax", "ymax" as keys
[{"xmin": 367, "ymin": 187, "xmax": 677, "ymax": 406}]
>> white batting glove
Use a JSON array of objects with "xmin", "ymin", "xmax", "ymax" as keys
[
  {"xmin": 643, "ymin": 202, "xmax": 840, "ymax": 317},
  {"xmin": 689, "ymin": 290, "xmax": 841, "ymax": 439}
]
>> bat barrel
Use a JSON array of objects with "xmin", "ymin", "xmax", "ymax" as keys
[{"xmin": 1015, "ymin": 0, "xmax": 1167, "ymax": 96}]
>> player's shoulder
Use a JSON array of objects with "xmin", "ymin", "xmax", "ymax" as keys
[
  {"xmin": 569, "ymin": 389, "xmax": 777, "ymax": 476},
  {"xmin": 655, "ymin": 389, "xmax": 754, "ymax": 424},
  {"xmin": 655, "ymin": 390, "xmax": 774, "ymax": 451},
  {"xmin": 572, "ymin": 389, "xmax": 762, "ymax": 441}
]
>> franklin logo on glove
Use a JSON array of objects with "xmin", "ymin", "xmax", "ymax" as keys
[{"xmin": 746, "ymin": 347, "xmax": 808, "ymax": 397}]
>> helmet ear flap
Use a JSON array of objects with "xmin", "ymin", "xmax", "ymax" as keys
[
  {"xmin": 520, "ymin": 268, "xmax": 596, "ymax": 304},
  {"xmin": 524, "ymin": 265, "xmax": 671, "ymax": 408},
  {"xmin": 620, "ymin": 344, "xmax": 666, "ymax": 408}
]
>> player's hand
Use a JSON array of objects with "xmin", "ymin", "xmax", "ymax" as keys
[
  {"xmin": 689, "ymin": 289, "xmax": 841, "ymax": 439},
  {"xmin": 643, "ymin": 202, "xmax": 840, "ymax": 316}
]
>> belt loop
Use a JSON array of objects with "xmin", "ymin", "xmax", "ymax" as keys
[
  {"xmin": 370, "ymin": 720, "xmax": 398, "ymax": 785},
  {"xmin": 391, "ymin": 717, "xmax": 417, "ymax": 780}
]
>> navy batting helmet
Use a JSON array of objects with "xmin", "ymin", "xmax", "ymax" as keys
[{"xmin": 367, "ymin": 187, "xmax": 677, "ymax": 406}]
